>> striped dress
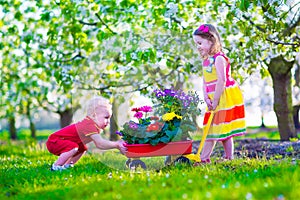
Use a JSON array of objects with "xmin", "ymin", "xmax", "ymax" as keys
[{"xmin": 203, "ymin": 52, "xmax": 246, "ymax": 141}]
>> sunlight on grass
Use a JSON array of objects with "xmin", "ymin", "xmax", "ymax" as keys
[
  {"xmin": 0, "ymin": 129, "xmax": 54, "ymax": 141},
  {"xmin": 1, "ymin": 140, "xmax": 299, "ymax": 200},
  {"xmin": 94, "ymin": 151, "xmax": 167, "ymax": 171},
  {"xmin": 1, "ymin": 129, "xmax": 299, "ymax": 199},
  {"xmin": 190, "ymin": 128, "xmax": 282, "ymax": 141}
]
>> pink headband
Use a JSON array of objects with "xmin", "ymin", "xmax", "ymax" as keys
[{"xmin": 198, "ymin": 24, "xmax": 209, "ymax": 33}]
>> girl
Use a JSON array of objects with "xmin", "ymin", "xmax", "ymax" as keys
[
  {"xmin": 193, "ymin": 24, "xmax": 246, "ymax": 164},
  {"xmin": 46, "ymin": 96, "xmax": 127, "ymax": 171}
]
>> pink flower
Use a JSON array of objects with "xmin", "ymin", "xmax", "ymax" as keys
[
  {"xmin": 140, "ymin": 106, "xmax": 152, "ymax": 113},
  {"xmin": 131, "ymin": 107, "xmax": 141, "ymax": 112},
  {"xmin": 150, "ymin": 116, "xmax": 159, "ymax": 120},
  {"xmin": 134, "ymin": 112, "xmax": 143, "ymax": 119},
  {"xmin": 146, "ymin": 122, "xmax": 162, "ymax": 132}
]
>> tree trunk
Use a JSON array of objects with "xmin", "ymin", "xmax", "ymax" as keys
[
  {"xmin": 268, "ymin": 55, "xmax": 297, "ymax": 141},
  {"xmin": 26, "ymin": 102, "xmax": 36, "ymax": 138},
  {"xmin": 29, "ymin": 121, "xmax": 36, "ymax": 138},
  {"xmin": 293, "ymin": 105, "xmax": 300, "ymax": 129},
  {"xmin": 9, "ymin": 116, "xmax": 17, "ymax": 140},
  {"xmin": 260, "ymin": 115, "xmax": 266, "ymax": 128},
  {"xmin": 110, "ymin": 100, "xmax": 119, "ymax": 141},
  {"xmin": 59, "ymin": 109, "xmax": 73, "ymax": 128},
  {"xmin": 293, "ymin": 56, "xmax": 300, "ymax": 129}
]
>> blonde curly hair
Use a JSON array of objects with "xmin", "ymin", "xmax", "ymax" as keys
[{"xmin": 86, "ymin": 96, "xmax": 112, "ymax": 117}]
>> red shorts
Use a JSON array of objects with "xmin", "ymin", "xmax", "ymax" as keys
[{"xmin": 46, "ymin": 136, "xmax": 88, "ymax": 156}]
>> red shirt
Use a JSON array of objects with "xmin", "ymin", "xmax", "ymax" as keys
[{"xmin": 48, "ymin": 117, "xmax": 101, "ymax": 144}]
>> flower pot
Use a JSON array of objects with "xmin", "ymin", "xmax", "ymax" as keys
[{"xmin": 124, "ymin": 140, "xmax": 193, "ymax": 158}]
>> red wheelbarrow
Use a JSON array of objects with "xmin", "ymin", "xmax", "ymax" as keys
[
  {"xmin": 124, "ymin": 140, "xmax": 193, "ymax": 169},
  {"xmin": 124, "ymin": 111, "xmax": 214, "ymax": 169}
]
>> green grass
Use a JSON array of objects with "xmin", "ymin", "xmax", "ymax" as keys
[
  {"xmin": 191, "ymin": 126, "xmax": 300, "ymax": 141},
  {"xmin": 190, "ymin": 128, "xmax": 282, "ymax": 141},
  {"xmin": 0, "ymin": 129, "xmax": 54, "ymax": 141},
  {"xmin": 0, "ymin": 139, "xmax": 299, "ymax": 200},
  {"xmin": 1, "ymin": 127, "xmax": 297, "ymax": 143},
  {"xmin": 236, "ymin": 130, "xmax": 281, "ymax": 140}
]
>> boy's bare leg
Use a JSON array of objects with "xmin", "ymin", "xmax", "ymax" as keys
[
  {"xmin": 65, "ymin": 151, "xmax": 86, "ymax": 165},
  {"xmin": 54, "ymin": 148, "xmax": 78, "ymax": 166}
]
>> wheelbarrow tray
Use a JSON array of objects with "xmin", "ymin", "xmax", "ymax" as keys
[{"xmin": 124, "ymin": 140, "xmax": 193, "ymax": 158}]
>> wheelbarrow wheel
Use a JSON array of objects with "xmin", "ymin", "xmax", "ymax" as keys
[
  {"xmin": 127, "ymin": 159, "xmax": 147, "ymax": 170},
  {"xmin": 174, "ymin": 156, "xmax": 191, "ymax": 165},
  {"xmin": 164, "ymin": 155, "xmax": 172, "ymax": 166},
  {"xmin": 125, "ymin": 158, "xmax": 132, "ymax": 168}
]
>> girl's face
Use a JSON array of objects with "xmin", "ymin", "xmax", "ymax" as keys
[
  {"xmin": 93, "ymin": 107, "xmax": 112, "ymax": 129},
  {"xmin": 193, "ymin": 35, "xmax": 212, "ymax": 59}
]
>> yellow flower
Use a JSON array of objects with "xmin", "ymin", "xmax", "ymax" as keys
[{"xmin": 162, "ymin": 112, "xmax": 182, "ymax": 121}]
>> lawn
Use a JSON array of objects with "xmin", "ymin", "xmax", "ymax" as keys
[{"xmin": 0, "ymin": 130, "xmax": 299, "ymax": 200}]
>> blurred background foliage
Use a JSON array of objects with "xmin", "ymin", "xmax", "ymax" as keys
[{"xmin": 0, "ymin": 0, "xmax": 299, "ymax": 140}]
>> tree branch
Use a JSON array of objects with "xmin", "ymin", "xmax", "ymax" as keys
[
  {"xmin": 242, "ymin": 14, "xmax": 266, "ymax": 32},
  {"xmin": 95, "ymin": 13, "xmax": 116, "ymax": 34},
  {"xmin": 282, "ymin": 13, "xmax": 300, "ymax": 36},
  {"xmin": 54, "ymin": 53, "xmax": 85, "ymax": 63},
  {"xmin": 170, "ymin": 16, "xmax": 186, "ymax": 30},
  {"xmin": 77, "ymin": 80, "xmax": 154, "ymax": 96},
  {"xmin": 78, "ymin": 20, "xmax": 98, "ymax": 26},
  {"xmin": 266, "ymin": 37, "xmax": 300, "ymax": 46}
]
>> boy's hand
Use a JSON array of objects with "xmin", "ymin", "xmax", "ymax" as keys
[{"xmin": 116, "ymin": 140, "xmax": 127, "ymax": 155}]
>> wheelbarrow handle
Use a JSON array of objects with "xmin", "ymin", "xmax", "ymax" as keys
[{"xmin": 195, "ymin": 111, "xmax": 215, "ymax": 156}]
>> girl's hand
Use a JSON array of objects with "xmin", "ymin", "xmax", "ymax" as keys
[
  {"xmin": 116, "ymin": 140, "xmax": 127, "ymax": 155},
  {"xmin": 212, "ymin": 99, "xmax": 219, "ymax": 110},
  {"xmin": 205, "ymin": 97, "xmax": 213, "ymax": 110}
]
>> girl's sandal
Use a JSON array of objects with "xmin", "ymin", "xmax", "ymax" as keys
[{"xmin": 193, "ymin": 159, "xmax": 211, "ymax": 166}]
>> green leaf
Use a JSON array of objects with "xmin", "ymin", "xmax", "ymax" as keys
[
  {"xmin": 23, "ymin": 34, "xmax": 33, "ymax": 44},
  {"xmin": 40, "ymin": 12, "xmax": 51, "ymax": 21},
  {"xmin": 150, "ymin": 138, "xmax": 160, "ymax": 146},
  {"xmin": 239, "ymin": 0, "xmax": 250, "ymax": 11},
  {"xmin": 165, "ymin": 129, "xmax": 177, "ymax": 138},
  {"xmin": 160, "ymin": 135, "xmax": 170, "ymax": 143},
  {"xmin": 14, "ymin": 11, "xmax": 22, "ymax": 20}
]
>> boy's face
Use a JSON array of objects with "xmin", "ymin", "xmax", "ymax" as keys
[{"xmin": 93, "ymin": 107, "xmax": 112, "ymax": 129}]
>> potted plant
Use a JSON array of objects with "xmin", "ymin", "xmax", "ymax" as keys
[{"xmin": 116, "ymin": 88, "xmax": 202, "ymax": 157}]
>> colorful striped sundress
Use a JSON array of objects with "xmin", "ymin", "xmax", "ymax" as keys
[{"xmin": 202, "ymin": 52, "xmax": 246, "ymax": 141}]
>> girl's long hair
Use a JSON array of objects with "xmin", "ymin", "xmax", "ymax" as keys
[{"xmin": 193, "ymin": 24, "xmax": 222, "ymax": 56}]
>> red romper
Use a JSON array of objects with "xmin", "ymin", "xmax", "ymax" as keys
[{"xmin": 46, "ymin": 117, "xmax": 101, "ymax": 156}]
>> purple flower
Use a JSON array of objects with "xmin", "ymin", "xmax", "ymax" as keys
[
  {"xmin": 115, "ymin": 131, "xmax": 123, "ymax": 136},
  {"xmin": 164, "ymin": 89, "xmax": 171, "ymax": 95},
  {"xmin": 129, "ymin": 122, "xmax": 138, "ymax": 129},
  {"xmin": 183, "ymin": 101, "xmax": 190, "ymax": 108},
  {"xmin": 180, "ymin": 95, "xmax": 186, "ymax": 100},
  {"xmin": 155, "ymin": 91, "xmax": 164, "ymax": 98},
  {"xmin": 169, "ymin": 90, "xmax": 176, "ymax": 97},
  {"xmin": 156, "ymin": 93, "xmax": 162, "ymax": 98},
  {"xmin": 134, "ymin": 112, "xmax": 143, "ymax": 119},
  {"xmin": 163, "ymin": 89, "xmax": 173, "ymax": 96}
]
